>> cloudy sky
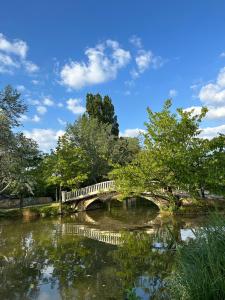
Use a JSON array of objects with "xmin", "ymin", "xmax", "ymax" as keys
[{"xmin": 1, "ymin": 0, "xmax": 225, "ymax": 151}]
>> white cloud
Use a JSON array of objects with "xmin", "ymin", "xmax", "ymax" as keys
[
  {"xmin": 0, "ymin": 33, "xmax": 38, "ymax": 74},
  {"xmin": 132, "ymin": 49, "xmax": 164, "ymax": 78},
  {"xmin": 220, "ymin": 52, "xmax": 225, "ymax": 58},
  {"xmin": 66, "ymin": 98, "xmax": 85, "ymax": 114},
  {"xmin": 184, "ymin": 105, "xmax": 225, "ymax": 120},
  {"xmin": 28, "ymin": 99, "xmax": 41, "ymax": 105},
  {"xmin": 36, "ymin": 106, "xmax": 47, "ymax": 115},
  {"xmin": 23, "ymin": 128, "xmax": 65, "ymax": 152},
  {"xmin": 57, "ymin": 118, "xmax": 67, "ymax": 126},
  {"xmin": 120, "ymin": 128, "xmax": 146, "ymax": 138},
  {"xmin": 199, "ymin": 124, "xmax": 225, "ymax": 139},
  {"xmin": 57, "ymin": 102, "xmax": 64, "ymax": 108},
  {"xmin": 129, "ymin": 35, "xmax": 142, "ymax": 48},
  {"xmin": 186, "ymin": 67, "xmax": 225, "ymax": 121},
  {"xmin": 0, "ymin": 33, "xmax": 28, "ymax": 58},
  {"xmin": 135, "ymin": 50, "xmax": 152, "ymax": 73},
  {"xmin": 31, "ymin": 79, "xmax": 39, "ymax": 85},
  {"xmin": 198, "ymin": 67, "xmax": 225, "ymax": 106},
  {"xmin": 20, "ymin": 114, "xmax": 41, "ymax": 123},
  {"xmin": 32, "ymin": 114, "xmax": 41, "ymax": 122},
  {"xmin": 60, "ymin": 39, "xmax": 131, "ymax": 89},
  {"xmin": 16, "ymin": 85, "xmax": 26, "ymax": 92},
  {"xmin": 0, "ymin": 53, "xmax": 19, "ymax": 73},
  {"xmin": 43, "ymin": 97, "xmax": 54, "ymax": 106},
  {"xmin": 130, "ymin": 69, "xmax": 140, "ymax": 79},
  {"xmin": 24, "ymin": 61, "xmax": 39, "ymax": 73},
  {"xmin": 169, "ymin": 89, "xmax": 178, "ymax": 97}
]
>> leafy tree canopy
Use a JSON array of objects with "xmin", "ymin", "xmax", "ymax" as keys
[
  {"xmin": 111, "ymin": 100, "xmax": 225, "ymax": 209},
  {"xmin": 86, "ymin": 93, "xmax": 119, "ymax": 136}
]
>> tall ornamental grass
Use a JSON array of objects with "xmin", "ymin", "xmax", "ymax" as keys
[{"xmin": 169, "ymin": 215, "xmax": 225, "ymax": 300}]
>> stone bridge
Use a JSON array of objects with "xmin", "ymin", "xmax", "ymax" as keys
[{"xmin": 61, "ymin": 181, "xmax": 169, "ymax": 211}]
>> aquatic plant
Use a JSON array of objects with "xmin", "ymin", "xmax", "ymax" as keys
[{"xmin": 168, "ymin": 214, "xmax": 225, "ymax": 300}]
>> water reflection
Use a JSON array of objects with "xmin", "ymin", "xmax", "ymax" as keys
[{"xmin": 0, "ymin": 200, "xmax": 208, "ymax": 300}]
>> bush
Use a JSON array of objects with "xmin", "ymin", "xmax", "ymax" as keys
[{"xmin": 168, "ymin": 214, "xmax": 225, "ymax": 300}]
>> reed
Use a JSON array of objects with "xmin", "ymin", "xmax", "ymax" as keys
[{"xmin": 169, "ymin": 214, "xmax": 225, "ymax": 300}]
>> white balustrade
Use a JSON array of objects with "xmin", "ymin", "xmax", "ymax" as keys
[{"xmin": 62, "ymin": 180, "xmax": 115, "ymax": 203}]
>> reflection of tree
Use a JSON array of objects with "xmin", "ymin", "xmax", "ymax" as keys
[
  {"xmin": 111, "ymin": 231, "xmax": 174, "ymax": 299},
  {"xmin": 0, "ymin": 218, "xmax": 182, "ymax": 300},
  {"xmin": 0, "ymin": 220, "xmax": 123, "ymax": 299},
  {"xmin": 0, "ymin": 220, "xmax": 94, "ymax": 299},
  {"xmin": 0, "ymin": 222, "xmax": 47, "ymax": 299}
]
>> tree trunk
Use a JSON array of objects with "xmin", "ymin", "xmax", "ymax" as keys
[
  {"xmin": 55, "ymin": 187, "xmax": 58, "ymax": 202},
  {"xmin": 167, "ymin": 186, "xmax": 182, "ymax": 210},
  {"xmin": 174, "ymin": 195, "xmax": 182, "ymax": 209},
  {"xmin": 59, "ymin": 184, "xmax": 62, "ymax": 214},
  {"xmin": 200, "ymin": 187, "xmax": 205, "ymax": 199}
]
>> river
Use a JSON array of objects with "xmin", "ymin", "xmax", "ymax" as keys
[{"xmin": 0, "ymin": 199, "xmax": 209, "ymax": 300}]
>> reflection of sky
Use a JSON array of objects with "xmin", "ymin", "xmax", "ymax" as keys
[
  {"xmin": 134, "ymin": 275, "xmax": 164, "ymax": 300},
  {"xmin": 37, "ymin": 287, "xmax": 60, "ymax": 300},
  {"xmin": 181, "ymin": 229, "xmax": 195, "ymax": 241},
  {"xmin": 37, "ymin": 279, "xmax": 60, "ymax": 300}
]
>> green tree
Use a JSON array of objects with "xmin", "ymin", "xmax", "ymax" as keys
[
  {"xmin": 65, "ymin": 115, "xmax": 115, "ymax": 184},
  {"xmin": 39, "ymin": 135, "xmax": 90, "ymax": 199},
  {"xmin": 111, "ymin": 136, "xmax": 140, "ymax": 165},
  {"xmin": 111, "ymin": 100, "xmax": 210, "ymax": 209},
  {"xmin": 0, "ymin": 85, "xmax": 40, "ymax": 203},
  {"xmin": 0, "ymin": 85, "xmax": 27, "ymax": 127},
  {"xmin": 196, "ymin": 134, "xmax": 225, "ymax": 197},
  {"xmin": 86, "ymin": 93, "xmax": 119, "ymax": 136}
]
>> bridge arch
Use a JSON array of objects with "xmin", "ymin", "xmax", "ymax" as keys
[
  {"xmin": 75, "ymin": 197, "xmax": 103, "ymax": 211},
  {"xmin": 140, "ymin": 195, "xmax": 169, "ymax": 211}
]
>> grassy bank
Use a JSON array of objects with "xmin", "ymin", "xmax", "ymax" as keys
[
  {"xmin": 0, "ymin": 203, "xmax": 60, "ymax": 219},
  {"xmin": 159, "ymin": 197, "xmax": 225, "ymax": 216}
]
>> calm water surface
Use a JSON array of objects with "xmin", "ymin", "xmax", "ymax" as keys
[{"xmin": 0, "ymin": 200, "xmax": 209, "ymax": 300}]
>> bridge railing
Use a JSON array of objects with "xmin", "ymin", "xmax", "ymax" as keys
[{"xmin": 62, "ymin": 180, "xmax": 115, "ymax": 202}]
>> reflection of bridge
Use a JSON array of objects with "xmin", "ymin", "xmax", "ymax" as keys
[
  {"xmin": 61, "ymin": 181, "xmax": 169, "ymax": 211},
  {"xmin": 60, "ymin": 222, "xmax": 195, "ymax": 246},
  {"xmin": 61, "ymin": 223, "xmax": 122, "ymax": 245}
]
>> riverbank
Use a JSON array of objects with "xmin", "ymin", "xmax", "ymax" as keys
[
  {"xmin": 1, "ymin": 196, "xmax": 225, "ymax": 220},
  {"xmin": 0, "ymin": 203, "xmax": 60, "ymax": 219},
  {"xmin": 173, "ymin": 197, "xmax": 225, "ymax": 215}
]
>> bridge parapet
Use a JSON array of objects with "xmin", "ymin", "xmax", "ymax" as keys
[{"xmin": 62, "ymin": 180, "xmax": 115, "ymax": 203}]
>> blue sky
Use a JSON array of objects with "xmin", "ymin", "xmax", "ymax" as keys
[{"xmin": 1, "ymin": 0, "xmax": 225, "ymax": 151}]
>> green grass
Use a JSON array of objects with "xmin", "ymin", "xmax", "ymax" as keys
[
  {"xmin": 168, "ymin": 214, "xmax": 225, "ymax": 300},
  {"xmin": 23, "ymin": 203, "xmax": 60, "ymax": 217}
]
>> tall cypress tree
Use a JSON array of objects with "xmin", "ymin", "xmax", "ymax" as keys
[{"xmin": 86, "ymin": 93, "xmax": 119, "ymax": 137}]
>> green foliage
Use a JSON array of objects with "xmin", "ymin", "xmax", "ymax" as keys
[
  {"xmin": 0, "ymin": 85, "xmax": 40, "ymax": 200},
  {"xmin": 111, "ymin": 100, "xmax": 225, "ymax": 209},
  {"xmin": 86, "ymin": 93, "xmax": 119, "ymax": 136},
  {"xmin": 65, "ymin": 116, "xmax": 115, "ymax": 184},
  {"xmin": 169, "ymin": 214, "xmax": 225, "ymax": 300},
  {"xmin": 27, "ymin": 203, "xmax": 59, "ymax": 217},
  {"xmin": 0, "ymin": 85, "xmax": 27, "ymax": 127}
]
